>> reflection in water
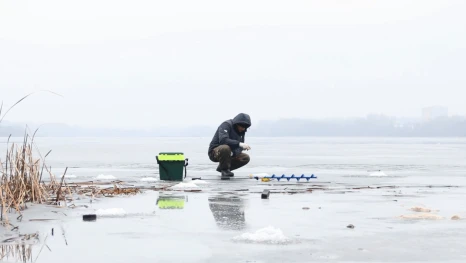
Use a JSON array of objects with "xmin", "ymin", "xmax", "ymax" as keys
[
  {"xmin": 0, "ymin": 233, "xmax": 38, "ymax": 263},
  {"xmin": 208, "ymin": 194, "xmax": 246, "ymax": 230},
  {"xmin": 0, "ymin": 244, "xmax": 33, "ymax": 262},
  {"xmin": 156, "ymin": 194, "xmax": 187, "ymax": 209}
]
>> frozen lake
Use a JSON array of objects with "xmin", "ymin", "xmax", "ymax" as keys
[{"xmin": 1, "ymin": 137, "xmax": 466, "ymax": 262}]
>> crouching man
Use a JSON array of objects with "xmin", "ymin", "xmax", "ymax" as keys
[{"xmin": 208, "ymin": 113, "xmax": 252, "ymax": 178}]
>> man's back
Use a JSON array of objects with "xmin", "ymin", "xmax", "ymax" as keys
[{"xmin": 208, "ymin": 113, "xmax": 251, "ymax": 156}]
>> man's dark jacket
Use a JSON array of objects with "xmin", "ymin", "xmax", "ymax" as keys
[{"xmin": 208, "ymin": 113, "xmax": 251, "ymax": 157}]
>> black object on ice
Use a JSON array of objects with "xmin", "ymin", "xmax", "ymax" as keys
[
  {"xmin": 83, "ymin": 214, "xmax": 97, "ymax": 221},
  {"xmin": 347, "ymin": 224, "xmax": 355, "ymax": 229},
  {"xmin": 261, "ymin": 190, "xmax": 270, "ymax": 199}
]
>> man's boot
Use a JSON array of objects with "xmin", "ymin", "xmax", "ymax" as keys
[{"xmin": 220, "ymin": 170, "xmax": 234, "ymax": 177}]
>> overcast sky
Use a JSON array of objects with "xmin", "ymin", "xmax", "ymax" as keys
[{"xmin": 0, "ymin": 0, "xmax": 465, "ymax": 129}]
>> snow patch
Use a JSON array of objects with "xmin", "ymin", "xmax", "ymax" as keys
[
  {"xmin": 96, "ymin": 174, "xmax": 116, "ymax": 180},
  {"xmin": 65, "ymin": 174, "xmax": 77, "ymax": 178},
  {"xmin": 369, "ymin": 171, "xmax": 387, "ymax": 177},
  {"xmin": 232, "ymin": 226, "xmax": 292, "ymax": 244},
  {"xmin": 170, "ymin": 182, "xmax": 200, "ymax": 189},
  {"xmin": 140, "ymin": 177, "xmax": 158, "ymax": 182}
]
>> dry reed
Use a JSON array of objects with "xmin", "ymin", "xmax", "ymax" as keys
[
  {"xmin": 73, "ymin": 183, "xmax": 141, "ymax": 197},
  {"xmin": 0, "ymin": 126, "xmax": 141, "ymax": 226},
  {"xmin": 0, "ymin": 132, "xmax": 69, "ymax": 227},
  {"xmin": 0, "ymin": 92, "xmax": 69, "ymax": 228},
  {"xmin": 0, "ymin": 93, "xmax": 142, "ymax": 229}
]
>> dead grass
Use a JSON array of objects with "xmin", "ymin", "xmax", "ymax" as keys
[
  {"xmin": 399, "ymin": 213, "xmax": 444, "ymax": 220},
  {"xmin": 410, "ymin": 206, "xmax": 432, "ymax": 213},
  {"xmin": 71, "ymin": 182, "xmax": 141, "ymax": 197},
  {"xmin": 0, "ymin": 130, "xmax": 142, "ymax": 227},
  {"xmin": 0, "ymin": 93, "xmax": 141, "ymax": 229},
  {"xmin": 0, "ymin": 132, "xmax": 70, "ymax": 227}
]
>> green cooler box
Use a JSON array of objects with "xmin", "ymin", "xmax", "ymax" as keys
[{"xmin": 156, "ymin": 152, "xmax": 189, "ymax": 181}]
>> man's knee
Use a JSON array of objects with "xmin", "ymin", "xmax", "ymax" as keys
[
  {"xmin": 230, "ymin": 153, "xmax": 250, "ymax": 171},
  {"xmin": 213, "ymin": 145, "xmax": 231, "ymax": 160},
  {"xmin": 239, "ymin": 153, "xmax": 250, "ymax": 164},
  {"xmin": 217, "ymin": 145, "xmax": 231, "ymax": 154}
]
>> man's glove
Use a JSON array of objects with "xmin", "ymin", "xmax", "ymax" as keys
[{"xmin": 239, "ymin": 142, "xmax": 251, "ymax": 151}]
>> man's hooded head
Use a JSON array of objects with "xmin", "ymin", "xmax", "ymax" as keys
[{"xmin": 232, "ymin": 113, "xmax": 251, "ymax": 133}]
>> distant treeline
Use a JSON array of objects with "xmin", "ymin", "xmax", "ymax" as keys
[
  {"xmin": 249, "ymin": 117, "xmax": 466, "ymax": 137},
  {"xmin": 1, "ymin": 117, "xmax": 465, "ymax": 137}
]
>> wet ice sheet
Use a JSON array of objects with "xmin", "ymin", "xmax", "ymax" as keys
[
  {"xmin": 10, "ymin": 136, "xmax": 466, "ymax": 183},
  {"xmin": 2, "ymin": 137, "xmax": 466, "ymax": 262},
  {"xmin": 5, "ymin": 180, "xmax": 466, "ymax": 263}
]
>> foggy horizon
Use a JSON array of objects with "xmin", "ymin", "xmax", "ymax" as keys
[
  {"xmin": 1, "ymin": 0, "xmax": 465, "ymax": 130},
  {"xmin": 0, "ymin": 106, "xmax": 462, "ymax": 130}
]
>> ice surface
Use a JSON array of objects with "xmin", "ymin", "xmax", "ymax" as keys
[
  {"xmin": 9, "ymin": 183, "xmax": 466, "ymax": 263},
  {"xmin": 95, "ymin": 208, "xmax": 127, "ymax": 216},
  {"xmin": 248, "ymin": 173, "xmax": 270, "ymax": 177},
  {"xmin": 95, "ymin": 174, "xmax": 116, "ymax": 180},
  {"xmin": 2, "ymin": 137, "xmax": 466, "ymax": 263},
  {"xmin": 140, "ymin": 177, "xmax": 158, "ymax": 182},
  {"xmin": 170, "ymin": 182, "xmax": 200, "ymax": 189},
  {"xmin": 232, "ymin": 226, "xmax": 292, "ymax": 244},
  {"xmin": 191, "ymin": 180, "xmax": 209, "ymax": 184},
  {"xmin": 369, "ymin": 170, "xmax": 387, "ymax": 176}
]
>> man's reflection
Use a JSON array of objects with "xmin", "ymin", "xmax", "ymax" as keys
[{"xmin": 208, "ymin": 194, "xmax": 246, "ymax": 230}]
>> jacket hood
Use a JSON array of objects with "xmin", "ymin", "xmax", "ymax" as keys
[{"xmin": 232, "ymin": 113, "xmax": 251, "ymax": 128}]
